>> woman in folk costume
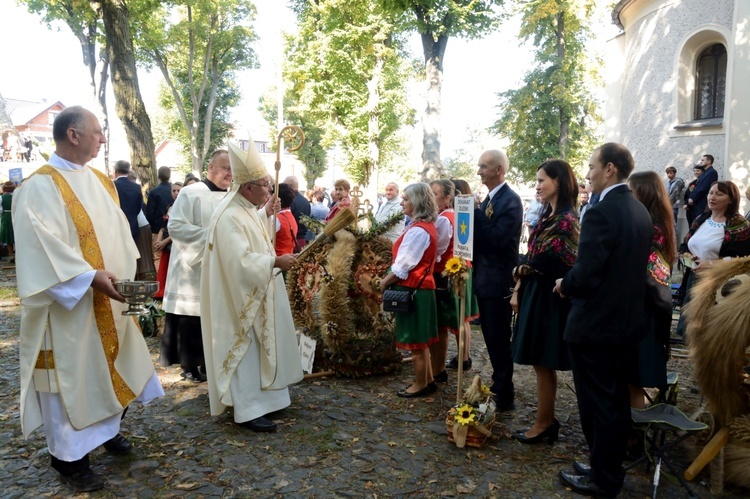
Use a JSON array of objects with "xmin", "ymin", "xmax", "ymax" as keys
[
  {"xmin": 379, "ymin": 183, "xmax": 439, "ymax": 398},
  {"xmin": 0, "ymin": 181, "xmax": 16, "ymax": 262},
  {"xmin": 676, "ymin": 180, "xmax": 750, "ymax": 336},
  {"xmin": 274, "ymin": 182, "xmax": 298, "ymax": 256},
  {"xmin": 428, "ymin": 179, "xmax": 460, "ymax": 384},
  {"xmin": 510, "ymin": 159, "xmax": 579, "ymax": 444},
  {"xmin": 200, "ymin": 137, "xmax": 303, "ymax": 433},
  {"xmin": 445, "ymin": 178, "xmax": 479, "ymax": 371},
  {"xmin": 627, "ymin": 171, "xmax": 675, "ymax": 408},
  {"xmin": 152, "ymin": 183, "xmax": 182, "ymax": 300}
]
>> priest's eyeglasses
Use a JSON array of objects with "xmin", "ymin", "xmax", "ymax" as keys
[{"xmin": 250, "ymin": 181, "xmax": 272, "ymax": 189}]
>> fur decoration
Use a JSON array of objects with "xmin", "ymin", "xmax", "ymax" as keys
[
  {"xmin": 722, "ymin": 442, "xmax": 750, "ymax": 488},
  {"xmin": 685, "ymin": 256, "xmax": 750, "ymax": 426}
]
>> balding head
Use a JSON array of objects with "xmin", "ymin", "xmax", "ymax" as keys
[
  {"xmin": 52, "ymin": 106, "xmax": 106, "ymax": 166},
  {"xmin": 477, "ymin": 149, "xmax": 509, "ymax": 189},
  {"xmin": 283, "ymin": 176, "xmax": 299, "ymax": 191}
]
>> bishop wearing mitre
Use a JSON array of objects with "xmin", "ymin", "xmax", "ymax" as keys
[{"xmin": 200, "ymin": 137, "xmax": 303, "ymax": 432}]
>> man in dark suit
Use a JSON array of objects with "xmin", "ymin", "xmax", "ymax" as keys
[
  {"xmin": 555, "ymin": 143, "xmax": 653, "ymax": 497},
  {"xmin": 146, "ymin": 166, "xmax": 173, "ymax": 234},
  {"xmin": 113, "ymin": 160, "xmax": 142, "ymax": 241},
  {"xmin": 688, "ymin": 153, "xmax": 718, "ymax": 217},
  {"xmin": 284, "ymin": 176, "xmax": 312, "ymax": 249},
  {"xmin": 473, "ymin": 149, "xmax": 523, "ymax": 411}
]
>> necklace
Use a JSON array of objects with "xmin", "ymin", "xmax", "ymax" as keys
[{"xmin": 707, "ymin": 216, "xmax": 725, "ymax": 228}]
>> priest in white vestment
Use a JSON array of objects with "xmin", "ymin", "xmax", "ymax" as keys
[
  {"xmin": 12, "ymin": 106, "xmax": 163, "ymax": 493},
  {"xmin": 160, "ymin": 150, "xmax": 231, "ymax": 382},
  {"xmin": 200, "ymin": 137, "xmax": 303, "ymax": 432}
]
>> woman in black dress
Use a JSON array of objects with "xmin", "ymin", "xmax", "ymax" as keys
[{"xmin": 510, "ymin": 160, "xmax": 579, "ymax": 444}]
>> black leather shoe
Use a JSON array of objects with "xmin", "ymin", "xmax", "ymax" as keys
[
  {"xmin": 397, "ymin": 384, "xmax": 435, "ymax": 398},
  {"xmin": 446, "ymin": 356, "xmax": 472, "ymax": 370},
  {"xmin": 103, "ymin": 433, "xmax": 132, "ymax": 455},
  {"xmin": 59, "ymin": 468, "xmax": 105, "ymax": 492},
  {"xmin": 497, "ymin": 400, "xmax": 516, "ymax": 412},
  {"xmin": 558, "ymin": 471, "xmax": 617, "ymax": 498},
  {"xmin": 181, "ymin": 370, "xmax": 207, "ymax": 383},
  {"xmin": 512, "ymin": 418, "xmax": 560, "ymax": 445},
  {"xmin": 434, "ymin": 370, "xmax": 448, "ymax": 383},
  {"xmin": 239, "ymin": 416, "xmax": 277, "ymax": 432},
  {"xmin": 573, "ymin": 461, "xmax": 592, "ymax": 476}
]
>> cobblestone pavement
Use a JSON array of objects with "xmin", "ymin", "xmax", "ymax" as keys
[{"xmin": 0, "ymin": 266, "xmax": 745, "ymax": 498}]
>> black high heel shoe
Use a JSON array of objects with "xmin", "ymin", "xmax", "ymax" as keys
[{"xmin": 511, "ymin": 418, "xmax": 560, "ymax": 445}]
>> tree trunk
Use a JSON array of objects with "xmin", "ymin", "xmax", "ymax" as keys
[
  {"xmin": 419, "ymin": 32, "xmax": 447, "ymax": 181},
  {"xmin": 67, "ymin": 13, "xmax": 112, "ymax": 175},
  {"xmin": 365, "ymin": 54, "xmax": 383, "ymax": 187},
  {"xmin": 556, "ymin": 11, "xmax": 569, "ymax": 158},
  {"xmin": 98, "ymin": 0, "xmax": 156, "ymax": 186},
  {"xmin": 97, "ymin": 49, "xmax": 111, "ymax": 174}
]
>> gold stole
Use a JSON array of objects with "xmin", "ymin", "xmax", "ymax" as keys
[{"xmin": 33, "ymin": 165, "xmax": 136, "ymax": 407}]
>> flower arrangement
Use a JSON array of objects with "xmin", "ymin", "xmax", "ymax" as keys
[
  {"xmin": 446, "ymin": 375, "xmax": 496, "ymax": 448},
  {"xmin": 442, "ymin": 256, "xmax": 469, "ymax": 297}
]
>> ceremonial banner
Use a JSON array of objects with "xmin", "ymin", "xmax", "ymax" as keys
[
  {"xmin": 9, "ymin": 168, "xmax": 23, "ymax": 185},
  {"xmin": 454, "ymin": 195, "xmax": 474, "ymax": 260}
]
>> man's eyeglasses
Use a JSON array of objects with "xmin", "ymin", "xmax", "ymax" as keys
[{"xmin": 250, "ymin": 181, "xmax": 274, "ymax": 194}]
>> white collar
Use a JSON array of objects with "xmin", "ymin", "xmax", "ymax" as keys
[
  {"xmin": 49, "ymin": 152, "xmax": 85, "ymax": 171},
  {"xmin": 599, "ymin": 183, "xmax": 627, "ymax": 201}
]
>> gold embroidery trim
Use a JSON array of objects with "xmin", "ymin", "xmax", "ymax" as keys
[
  {"xmin": 35, "ymin": 350, "xmax": 55, "ymax": 369},
  {"xmin": 35, "ymin": 165, "xmax": 136, "ymax": 407}
]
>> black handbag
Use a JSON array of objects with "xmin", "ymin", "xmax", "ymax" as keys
[
  {"xmin": 382, "ymin": 289, "xmax": 414, "ymax": 313},
  {"xmin": 382, "ymin": 267, "xmax": 430, "ymax": 313}
]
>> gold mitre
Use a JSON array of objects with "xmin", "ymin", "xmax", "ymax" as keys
[{"xmin": 227, "ymin": 136, "xmax": 269, "ymax": 184}]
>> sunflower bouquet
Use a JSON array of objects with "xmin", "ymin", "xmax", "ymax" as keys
[
  {"xmin": 446, "ymin": 375, "xmax": 497, "ymax": 448},
  {"xmin": 442, "ymin": 256, "xmax": 469, "ymax": 298}
]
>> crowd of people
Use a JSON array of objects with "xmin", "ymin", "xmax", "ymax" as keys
[{"xmin": 9, "ymin": 105, "xmax": 750, "ymax": 496}]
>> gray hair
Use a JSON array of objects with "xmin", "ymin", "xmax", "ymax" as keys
[
  {"xmin": 115, "ymin": 160, "xmax": 131, "ymax": 175},
  {"xmin": 403, "ymin": 183, "xmax": 437, "ymax": 223}
]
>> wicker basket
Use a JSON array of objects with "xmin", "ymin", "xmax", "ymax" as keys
[{"xmin": 445, "ymin": 413, "xmax": 495, "ymax": 448}]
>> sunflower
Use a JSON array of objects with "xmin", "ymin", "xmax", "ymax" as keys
[
  {"xmin": 444, "ymin": 257, "xmax": 464, "ymax": 275},
  {"xmin": 454, "ymin": 403, "xmax": 477, "ymax": 425},
  {"xmin": 481, "ymin": 384, "xmax": 492, "ymax": 397}
]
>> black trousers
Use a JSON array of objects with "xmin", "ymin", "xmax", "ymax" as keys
[
  {"xmin": 476, "ymin": 296, "xmax": 514, "ymax": 406},
  {"xmin": 160, "ymin": 313, "xmax": 205, "ymax": 372},
  {"xmin": 568, "ymin": 341, "xmax": 636, "ymax": 495}
]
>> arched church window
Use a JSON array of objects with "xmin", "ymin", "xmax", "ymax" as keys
[{"xmin": 695, "ymin": 44, "xmax": 726, "ymax": 120}]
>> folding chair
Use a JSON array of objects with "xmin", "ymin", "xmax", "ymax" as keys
[{"xmin": 626, "ymin": 403, "xmax": 708, "ymax": 499}]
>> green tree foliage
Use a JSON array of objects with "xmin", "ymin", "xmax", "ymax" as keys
[
  {"xmin": 492, "ymin": 0, "xmax": 601, "ymax": 182},
  {"xmin": 158, "ymin": 72, "xmax": 240, "ymax": 171},
  {"xmin": 259, "ymin": 92, "xmax": 327, "ymax": 190},
  {"xmin": 284, "ymin": 0, "xmax": 417, "ymax": 187},
  {"xmin": 379, "ymin": 0, "xmax": 505, "ymax": 180},
  {"xmin": 22, "ymin": 0, "xmax": 158, "ymax": 183},
  {"xmin": 134, "ymin": 0, "xmax": 257, "ymax": 176},
  {"xmin": 21, "ymin": 0, "xmax": 112, "ymax": 170}
]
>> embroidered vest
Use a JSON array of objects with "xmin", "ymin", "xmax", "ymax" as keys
[
  {"xmin": 433, "ymin": 209, "xmax": 455, "ymax": 274},
  {"xmin": 392, "ymin": 221, "xmax": 437, "ymax": 289}
]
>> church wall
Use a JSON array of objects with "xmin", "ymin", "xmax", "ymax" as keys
[{"xmin": 607, "ymin": 0, "xmax": 745, "ymax": 234}]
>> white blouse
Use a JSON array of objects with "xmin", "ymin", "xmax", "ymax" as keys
[
  {"xmin": 687, "ymin": 217, "xmax": 725, "ymax": 261},
  {"xmin": 391, "ymin": 224, "xmax": 431, "ymax": 280}
]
